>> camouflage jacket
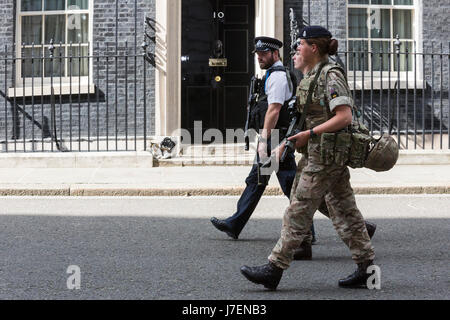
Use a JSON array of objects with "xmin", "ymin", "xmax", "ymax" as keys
[{"xmin": 295, "ymin": 60, "xmax": 355, "ymax": 156}]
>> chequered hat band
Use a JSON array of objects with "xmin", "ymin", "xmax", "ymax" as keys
[{"xmin": 256, "ymin": 42, "xmax": 280, "ymax": 50}]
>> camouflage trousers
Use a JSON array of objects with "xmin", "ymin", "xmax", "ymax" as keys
[
  {"xmin": 268, "ymin": 147, "xmax": 375, "ymax": 270},
  {"xmin": 293, "ymin": 156, "xmax": 330, "ymax": 245}
]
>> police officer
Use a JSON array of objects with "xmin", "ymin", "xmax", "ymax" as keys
[
  {"xmin": 240, "ymin": 26, "xmax": 376, "ymax": 290},
  {"xmin": 210, "ymin": 36, "xmax": 298, "ymax": 240}
]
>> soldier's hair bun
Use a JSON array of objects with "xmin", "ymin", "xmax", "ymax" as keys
[
  {"xmin": 328, "ymin": 39, "xmax": 338, "ymax": 55},
  {"xmin": 306, "ymin": 37, "xmax": 339, "ymax": 57}
]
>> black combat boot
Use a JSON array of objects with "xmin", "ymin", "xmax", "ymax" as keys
[
  {"xmin": 210, "ymin": 217, "xmax": 238, "ymax": 240},
  {"xmin": 338, "ymin": 260, "xmax": 374, "ymax": 289},
  {"xmin": 293, "ymin": 241, "xmax": 312, "ymax": 260},
  {"xmin": 365, "ymin": 221, "xmax": 377, "ymax": 239},
  {"xmin": 240, "ymin": 262, "xmax": 283, "ymax": 291}
]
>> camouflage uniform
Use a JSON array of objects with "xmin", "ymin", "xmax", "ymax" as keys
[
  {"xmin": 290, "ymin": 155, "xmax": 330, "ymax": 245},
  {"xmin": 268, "ymin": 60, "xmax": 375, "ymax": 270}
]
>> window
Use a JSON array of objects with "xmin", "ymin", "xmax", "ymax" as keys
[
  {"xmin": 12, "ymin": 0, "xmax": 93, "ymax": 96},
  {"xmin": 347, "ymin": 0, "xmax": 415, "ymax": 74}
]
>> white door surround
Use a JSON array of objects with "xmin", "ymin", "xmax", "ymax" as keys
[{"xmin": 154, "ymin": 0, "xmax": 284, "ymax": 138}]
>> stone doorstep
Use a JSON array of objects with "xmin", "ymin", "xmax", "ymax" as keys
[
  {"xmin": 154, "ymin": 156, "xmax": 255, "ymax": 167},
  {"xmin": 0, "ymin": 148, "xmax": 449, "ymax": 168},
  {"xmin": 156, "ymin": 150, "xmax": 450, "ymax": 167}
]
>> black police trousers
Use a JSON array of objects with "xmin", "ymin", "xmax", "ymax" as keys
[{"xmin": 224, "ymin": 152, "xmax": 297, "ymax": 238}]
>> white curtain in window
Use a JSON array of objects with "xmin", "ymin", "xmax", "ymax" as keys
[
  {"xmin": 370, "ymin": 9, "xmax": 390, "ymax": 39},
  {"xmin": 21, "ymin": 0, "xmax": 42, "ymax": 11},
  {"xmin": 44, "ymin": 0, "xmax": 65, "ymax": 11},
  {"xmin": 44, "ymin": 15, "xmax": 66, "ymax": 44},
  {"xmin": 68, "ymin": 46, "xmax": 89, "ymax": 77},
  {"xmin": 393, "ymin": 10, "xmax": 413, "ymax": 40},
  {"xmin": 394, "ymin": 0, "xmax": 413, "ymax": 5},
  {"xmin": 68, "ymin": 14, "xmax": 89, "ymax": 43},
  {"xmin": 22, "ymin": 16, "xmax": 42, "ymax": 45},
  {"xmin": 22, "ymin": 47, "xmax": 43, "ymax": 77},
  {"xmin": 349, "ymin": 8, "xmax": 368, "ymax": 38},
  {"xmin": 68, "ymin": 0, "xmax": 89, "ymax": 10}
]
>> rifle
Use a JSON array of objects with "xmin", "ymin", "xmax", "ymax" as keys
[
  {"xmin": 280, "ymin": 97, "xmax": 302, "ymax": 162},
  {"xmin": 261, "ymin": 62, "xmax": 327, "ymax": 169},
  {"xmin": 244, "ymin": 75, "xmax": 260, "ymax": 151},
  {"xmin": 260, "ymin": 96, "xmax": 301, "ymax": 169}
]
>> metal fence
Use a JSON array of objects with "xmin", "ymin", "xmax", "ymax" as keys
[
  {"xmin": 301, "ymin": 0, "xmax": 449, "ymax": 150},
  {"xmin": 1, "ymin": 39, "xmax": 449, "ymax": 152},
  {"xmin": 335, "ymin": 38, "xmax": 449, "ymax": 150},
  {"xmin": 0, "ymin": 41, "xmax": 154, "ymax": 153},
  {"xmin": 1, "ymin": 10, "xmax": 449, "ymax": 153}
]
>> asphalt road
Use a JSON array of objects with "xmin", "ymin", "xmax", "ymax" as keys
[{"xmin": 0, "ymin": 195, "xmax": 449, "ymax": 300}]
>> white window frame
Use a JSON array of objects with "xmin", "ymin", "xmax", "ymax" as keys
[
  {"xmin": 346, "ymin": 0, "xmax": 423, "ymax": 90},
  {"xmin": 9, "ymin": 0, "xmax": 94, "ymax": 97}
]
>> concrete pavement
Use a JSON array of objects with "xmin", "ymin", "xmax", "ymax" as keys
[
  {"xmin": 0, "ymin": 145, "xmax": 449, "ymax": 196},
  {"xmin": 0, "ymin": 162, "xmax": 448, "ymax": 196}
]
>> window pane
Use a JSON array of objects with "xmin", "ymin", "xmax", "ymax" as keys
[
  {"xmin": 371, "ymin": 0, "xmax": 391, "ymax": 4},
  {"xmin": 349, "ymin": 8, "xmax": 368, "ymax": 38},
  {"xmin": 68, "ymin": 46, "xmax": 88, "ymax": 77},
  {"xmin": 44, "ymin": 0, "xmax": 65, "ymax": 11},
  {"xmin": 22, "ymin": 16, "xmax": 42, "ymax": 45},
  {"xmin": 393, "ymin": 41, "xmax": 413, "ymax": 71},
  {"xmin": 394, "ymin": 0, "xmax": 413, "ymax": 5},
  {"xmin": 348, "ymin": 0, "xmax": 369, "ymax": 4},
  {"xmin": 371, "ymin": 41, "xmax": 389, "ymax": 71},
  {"xmin": 44, "ymin": 46, "xmax": 65, "ymax": 77},
  {"xmin": 348, "ymin": 40, "xmax": 369, "ymax": 71},
  {"xmin": 68, "ymin": 14, "xmax": 89, "ymax": 43},
  {"xmin": 370, "ymin": 9, "xmax": 390, "ymax": 38},
  {"xmin": 21, "ymin": 0, "xmax": 42, "ymax": 11},
  {"xmin": 22, "ymin": 47, "xmax": 43, "ymax": 77},
  {"xmin": 393, "ymin": 10, "xmax": 413, "ymax": 39},
  {"xmin": 44, "ymin": 15, "xmax": 66, "ymax": 44},
  {"xmin": 68, "ymin": 0, "xmax": 89, "ymax": 10}
]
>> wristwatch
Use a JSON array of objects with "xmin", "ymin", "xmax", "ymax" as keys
[{"xmin": 310, "ymin": 128, "xmax": 317, "ymax": 138}]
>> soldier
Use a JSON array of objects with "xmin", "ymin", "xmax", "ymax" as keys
[
  {"xmin": 210, "ymin": 36, "xmax": 376, "ymax": 260},
  {"xmin": 240, "ymin": 26, "xmax": 376, "ymax": 290}
]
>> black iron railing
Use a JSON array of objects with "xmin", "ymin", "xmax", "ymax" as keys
[
  {"xmin": 335, "ymin": 37, "xmax": 449, "ymax": 150},
  {"xmin": 0, "ymin": 12, "xmax": 156, "ymax": 153}
]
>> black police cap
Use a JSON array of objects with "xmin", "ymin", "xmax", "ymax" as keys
[
  {"xmin": 299, "ymin": 26, "xmax": 332, "ymax": 39},
  {"xmin": 253, "ymin": 36, "xmax": 283, "ymax": 53}
]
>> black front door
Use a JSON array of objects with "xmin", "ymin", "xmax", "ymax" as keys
[{"xmin": 181, "ymin": 0, "xmax": 255, "ymax": 136}]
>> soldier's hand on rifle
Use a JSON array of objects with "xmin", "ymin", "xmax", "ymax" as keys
[
  {"xmin": 288, "ymin": 130, "xmax": 310, "ymax": 149},
  {"xmin": 270, "ymin": 141, "xmax": 286, "ymax": 161}
]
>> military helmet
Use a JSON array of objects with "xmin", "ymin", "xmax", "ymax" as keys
[{"xmin": 365, "ymin": 134, "xmax": 399, "ymax": 172}]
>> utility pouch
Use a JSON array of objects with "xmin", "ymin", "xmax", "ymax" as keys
[
  {"xmin": 320, "ymin": 133, "xmax": 336, "ymax": 165},
  {"xmin": 334, "ymin": 132, "xmax": 352, "ymax": 166},
  {"xmin": 297, "ymin": 144, "xmax": 308, "ymax": 155},
  {"xmin": 249, "ymin": 100, "xmax": 268, "ymax": 130},
  {"xmin": 348, "ymin": 131, "xmax": 372, "ymax": 168}
]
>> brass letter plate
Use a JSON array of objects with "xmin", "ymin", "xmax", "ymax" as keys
[{"xmin": 209, "ymin": 58, "xmax": 228, "ymax": 67}]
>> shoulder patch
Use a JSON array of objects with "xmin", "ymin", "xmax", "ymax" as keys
[{"xmin": 330, "ymin": 87, "xmax": 339, "ymax": 99}]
